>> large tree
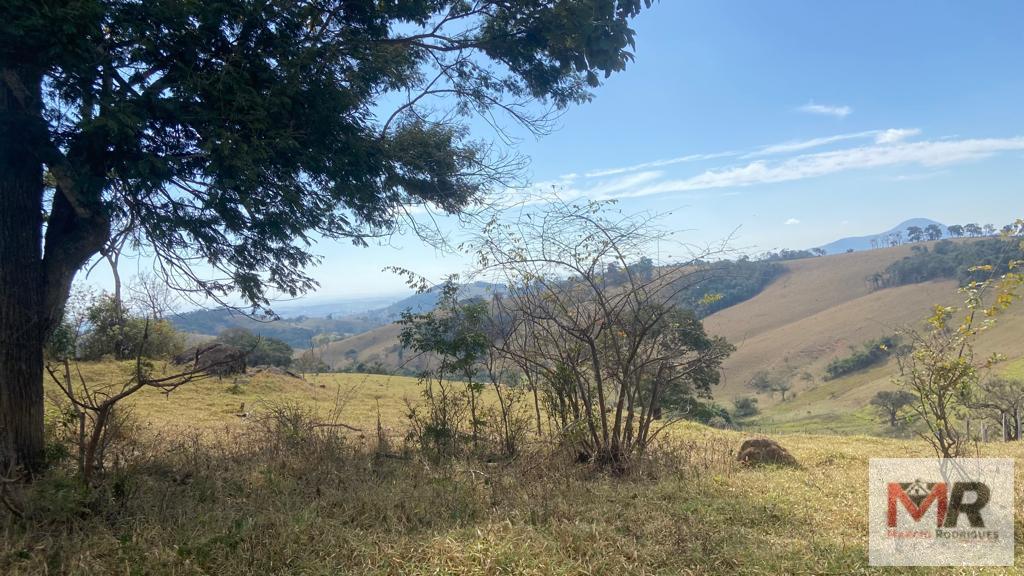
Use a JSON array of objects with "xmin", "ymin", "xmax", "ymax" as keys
[{"xmin": 0, "ymin": 0, "xmax": 653, "ymax": 470}]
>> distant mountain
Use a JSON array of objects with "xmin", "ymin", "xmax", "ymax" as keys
[
  {"xmin": 353, "ymin": 281, "xmax": 506, "ymax": 323},
  {"xmin": 169, "ymin": 282, "xmax": 506, "ymax": 348},
  {"xmin": 816, "ymin": 218, "xmax": 946, "ymax": 254},
  {"xmin": 269, "ymin": 295, "xmax": 403, "ymax": 319},
  {"xmin": 169, "ymin": 308, "xmax": 381, "ymax": 348}
]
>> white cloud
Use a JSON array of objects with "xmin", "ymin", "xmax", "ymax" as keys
[
  {"xmin": 875, "ymin": 128, "xmax": 921, "ymax": 144},
  {"xmin": 584, "ymin": 136, "xmax": 1024, "ymax": 200},
  {"xmin": 798, "ymin": 102, "xmax": 852, "ymax": 118},
  {"xmin": 751, "ymin": 130, "xmax": 879, "ymax": 156},
  {"xmin": 531, "ymin": 170, "xmax": 665, "ymax": 201},
  {"xmin": 883, "ymin": 170, "xmax": 947, "ymax": 182},
  {"xmin": 574, "ymin": 127, "xmax": 921, "ymax": 179},
  {"xmin": 583, "ymin": 151, "xmax": 737, "ymax": 178},
  {"xmin": 785, "ymin": 218, "xmax": 801, "ymax": 225},
  {"xmin": 520, "ymin": 130, "xmax": 1024, "ymax": 206}
]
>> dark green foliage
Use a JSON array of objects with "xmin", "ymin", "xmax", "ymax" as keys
[
  {"xmin": 732, "ymin": 396, "xmax": 760, "ymax": 418},
  {"xmin": 653, "ymin": 308, "xmax": 735, "ymax": 401},
  {"xmin": 215, "ymin": 328, "xmax": 293, "ymax": 367},
  {"xmin": 77, "ymin": 295, "xmax": 184, "ymax": 360},
  {"xmin": 398, "ymin": 280, "xmax": 491, "ymax": 456},
  {"xmin": 45, "ymin": 322, "xmax": 78, "ymax": 361},
  {"xmin": 761, "ymin": 249, "xmax": 817, "ymax": 261},
  {"xmin": 869, "ymin": 390, "xmax": 916, "ymax": 427},
  {"xmin": 673, "ymin": 259, "xmax": 785, "ymax": 317},
  {"xmin": 398, "ymin": 285, "xmax": 489, "ymax": 381},
  {"xmin": 877, "ymin": 238, "xmax": 1024, "ymax": 288},
  {"xmin": 824, "ymin": 336, "xmax": 900, "ymax": 380},
  {"xmin": 3, "ymin": 0, "xmax": 653, "ymax": 310},
  {"xmin": 668, "ymin": 396, "xmax": 733, "ymax": 425},
  {"xmin": 747, "ymin": 370, "xmax": 775, "ymax": 394},
  {"xmin": 688, "ymin": 259, "xmax": 782, "ymax": 315}
]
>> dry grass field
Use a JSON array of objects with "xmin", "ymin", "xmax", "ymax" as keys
[
  {"xmin": 10, "ymin": 241, "xmax": 1024, "ymax": 574},
  {"xmin": 9, "ymin": 366, "xmax": 1024, "ymax": 575},
  {"xmin": 701, "ymin": 243, "xmax": 1024, "ymax": 434}
]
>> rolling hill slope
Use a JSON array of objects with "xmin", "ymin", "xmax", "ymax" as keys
[
  {"xmin": 313, "ymin": 239, "xmax": 1024, "ymax": 434},
  {"xmin": 706, "ymin": 241, "xmax": 1024, "ymax": 433}
]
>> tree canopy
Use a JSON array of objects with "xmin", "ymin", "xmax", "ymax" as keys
[{"xmin": 1, "ymin": 0, "xmax": 654, "ymax": 469}]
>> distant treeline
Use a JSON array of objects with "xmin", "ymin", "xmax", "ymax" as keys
[
  {"xmin": 674, "ymin": 259, "xmax": 786, "ymax": 317},
  {"xmin": 170, "ymin": 308, "xmax": 378, "ymax": 348},
  {"xmin": 871, "ymin": 238, "xmax": 1024, "ymax": 289},
  {"xmin": 824, "ymin": 335, "xmax": 901, "ymax": 380}
]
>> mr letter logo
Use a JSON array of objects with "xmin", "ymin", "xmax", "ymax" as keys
[
  {"xmin": 869, "ymin": 459, "xmax": 1013, "ymax": 566},
  {"xmin": 887, "ymin": 480, "xmax": 990, "ymax": 528}
]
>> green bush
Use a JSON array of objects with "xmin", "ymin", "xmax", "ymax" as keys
[
  {"xmin": 824, "ymin": 336, "xmax": 900, "ymax": 380},
  {"xmin": 216, "ymin": 327, "xmax": 294, "ymax": 367},
  {"xmin": 732, "ymin": 396, "xmax": 759, "ymax": 418},
  {"xmin": 76, "ymin": 295, "xmax": 185, "ymax": 360}
]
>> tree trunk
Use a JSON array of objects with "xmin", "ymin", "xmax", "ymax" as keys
[{"xmin": 0, "ymin": 69, "xmax": 47, "ymax": 472}]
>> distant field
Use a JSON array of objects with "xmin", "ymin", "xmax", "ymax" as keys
[
  {"xmin": 702, "ymin": 242, "xmax": 1024, "ymax": 434},
  {"xmin": 48, "ymin": 362, "xmax": 511, "ymax": 440}
]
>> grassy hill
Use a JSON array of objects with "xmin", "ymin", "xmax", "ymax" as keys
[
  {"xmin": 18, "ymin": 361, "xmax": 1024, "ymax": 574},
  {"xmin": 705, "ymin": 241, "xmax": 1024, "ymax": 433},
  {"xmin": 303, "ymin": 239, "xmax": 1024, "ymax": 435}
]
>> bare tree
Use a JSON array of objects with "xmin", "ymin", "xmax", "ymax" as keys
[
  {"xmin": 46, "ymin": 321, "xmax": 227, "ymax": 482},
  {"xmin": 971, "ymin": 377, "xmax": 1024, "ymax": 440},
  {"xmin": 469, "ymin": 198, "xmax": 733, "ymax": 469}
]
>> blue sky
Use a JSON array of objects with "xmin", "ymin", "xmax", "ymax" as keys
[{"xmin": 89, "ymin": 1, "xmax": 1024, "ymax": 302}]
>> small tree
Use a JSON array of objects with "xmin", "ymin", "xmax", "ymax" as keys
[
  {"xmin": 925, "ymin": 224, "xmax": 944, "ymax": 241},
  {"xmin": 398, "ymin": 279, "xmax": 489, "ymax": 455},
  {"xmin": 870, "ymin": 390, "xmax": 916, "ymax": 427},
  {"xmin": 217, "ymin": 328, "xmax": 294, "ymax": 367},
  {"xmin": 896, "ymin": 237, "xmax": 1023, "ymax": 457},
  {"xmin": 772, "ymin": 378, "xmax": 793, "ymax": 401},
  {"xmin": 748, "ymin": 370, "xmax": 775, "ymax": 396},
  {"xmin": 947, "ymin": 224, "xmax": 965, "ymax": 238},
  {"xmin": 471, "ymin": 198, "xmax": 733, "ymax": 469},
  {"xmin": 906, "ymin": 226, "xmax": 925, "ymax": 243},
  {"xmin": 47, "ymin": 322, "xmax": 225, "ymax": 482},
  {"xmin": 77, "ymin": 293, "xmax": 184, "ymax": 361},
  {"xmin": 733, "ymin": 396, "xmax": 759, "ymax": 418},
  {"xmin": 971, "ymin": 377, "xmax": 1024, "ymax": 440}
]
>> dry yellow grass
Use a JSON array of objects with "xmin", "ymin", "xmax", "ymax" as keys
[
  {"xmin": 313, "ymin": 322, "xmax": 414, "ymax": 371},
  {"xmin": 45, "ymin": 362, "xmax": 515, "ymax": 442},
  {"xmin": 13, "ymin": 393, "xmax": 1024, "ymax": 575},
  {"xmin": 700, "ymin": 244, "xmax": 1024, "ymax": 434}
]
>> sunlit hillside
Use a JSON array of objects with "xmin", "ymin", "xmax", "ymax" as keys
[{"xmin": 704, "ymin": 241, "xmax": 1024, "ymax": 433}]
